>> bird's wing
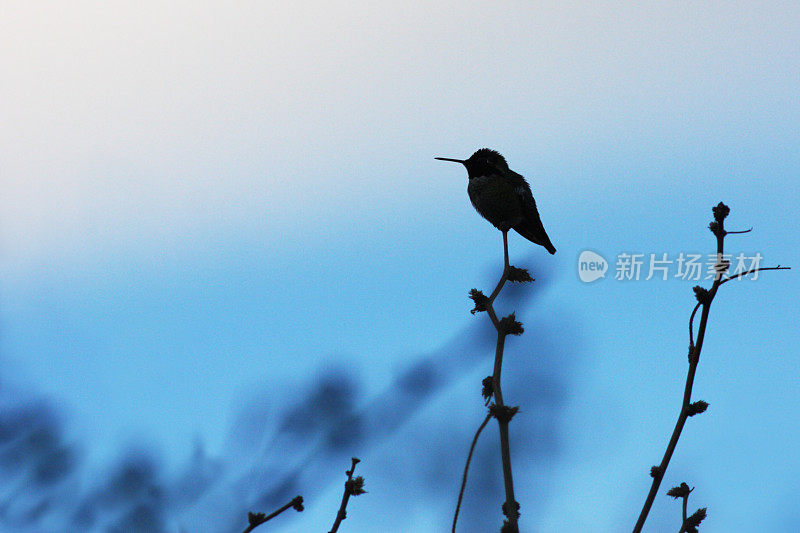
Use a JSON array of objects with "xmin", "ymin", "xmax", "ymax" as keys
[
  {"xmin": 508, "ymin": 170, "xmax": 557, "ymax": 254},
  {"xmin": 507, "ymin": 171, "xmax": 539, "ymax": 219}
]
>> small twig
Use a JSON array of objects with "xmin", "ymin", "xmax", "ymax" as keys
[
  {"xmin": 242, "ymin": 495, "xmax": 304, "ymax": 533},
  {"xmin": 667, "ymin": 482, "xmax": 706, "ymax": 533},
  {"xmin": 329, "ymin": 457, "xmax": 366, "ymax": 533},
  {"xmin": 682, "ymin": 492, "xmax": 688, "ymax": 528},
  {"xmin": 720, "ymin": 265, "xmax": 790, "ymax": 285},
  {"xmin": 688, "ymin": 302, "xmax": 701, "ymax": 348},
  {"xmin": 689, "ymin": 266, "xmax": 788, "ymax": 347},
  {"xmin": 724, "ymin": 227, "xmax": 752, "ymax": 234},
  {"xmin": 453, "ymin": 413, "xmax": 492, "ymax": 533},
  {"xmin": 486, "ymin": 231, "xmax": 511, "ymax": 309}
]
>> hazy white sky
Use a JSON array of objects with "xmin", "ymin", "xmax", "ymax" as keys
[{"xmin": 3, "ymin": 2, "xmax": 796, "ymax": 262}]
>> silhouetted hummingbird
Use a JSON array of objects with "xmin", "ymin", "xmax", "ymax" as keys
[{"xmin": 436, "ymin": 148, "xmax": 556, "ymax": 254}]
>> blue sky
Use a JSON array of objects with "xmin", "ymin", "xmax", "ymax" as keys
[{"xmin": 1, "ymin": 2, "xmax": 798, "ymax": 531}]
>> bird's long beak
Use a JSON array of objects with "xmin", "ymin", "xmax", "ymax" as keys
[{"xmin": 435, "ymin": 157, "xmax": 465, "ymax": 164}]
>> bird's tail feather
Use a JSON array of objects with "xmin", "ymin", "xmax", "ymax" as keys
[{"xmin": 514, "ymin": 224, "xmax": 556, "ymax": 254}]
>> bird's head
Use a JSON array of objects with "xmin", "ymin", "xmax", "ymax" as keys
[{"xmin": 435, "ymin": 148, "xmax": 508, "ymax": 178}]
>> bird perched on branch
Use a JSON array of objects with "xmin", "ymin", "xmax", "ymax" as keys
[{"xmin": 436, "ymin": 148, "xmax": 556, "ymax": 254}]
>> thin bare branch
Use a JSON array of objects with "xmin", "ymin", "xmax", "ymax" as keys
[
  {"xmin": 462, "ymin": 230, "xmax": 521, "ymax": 532},
  {"xmin": 242, "ymin": 496, "xmax": 304, "ymax": 533},
  {"xmin": 453, "ymin": 413, "xmax": 493, "ymax": 533},
  {"xmin": 329, "ymin": 458, "xmax": 365, "ymax": 533},
  {"xmin": 724, "ymin": 227, "xmax": 753, "ymax": 235},
  {"xmin": 688, "ymin": 302, "xmax": 701, "ymax": 348},
  {"xmin": 720, "ymin": 265, "xmax": 790, "ymax": 285},
  {"xmin": 634, "ymin": 203, "xmax": 788, "ymax": 532}
]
